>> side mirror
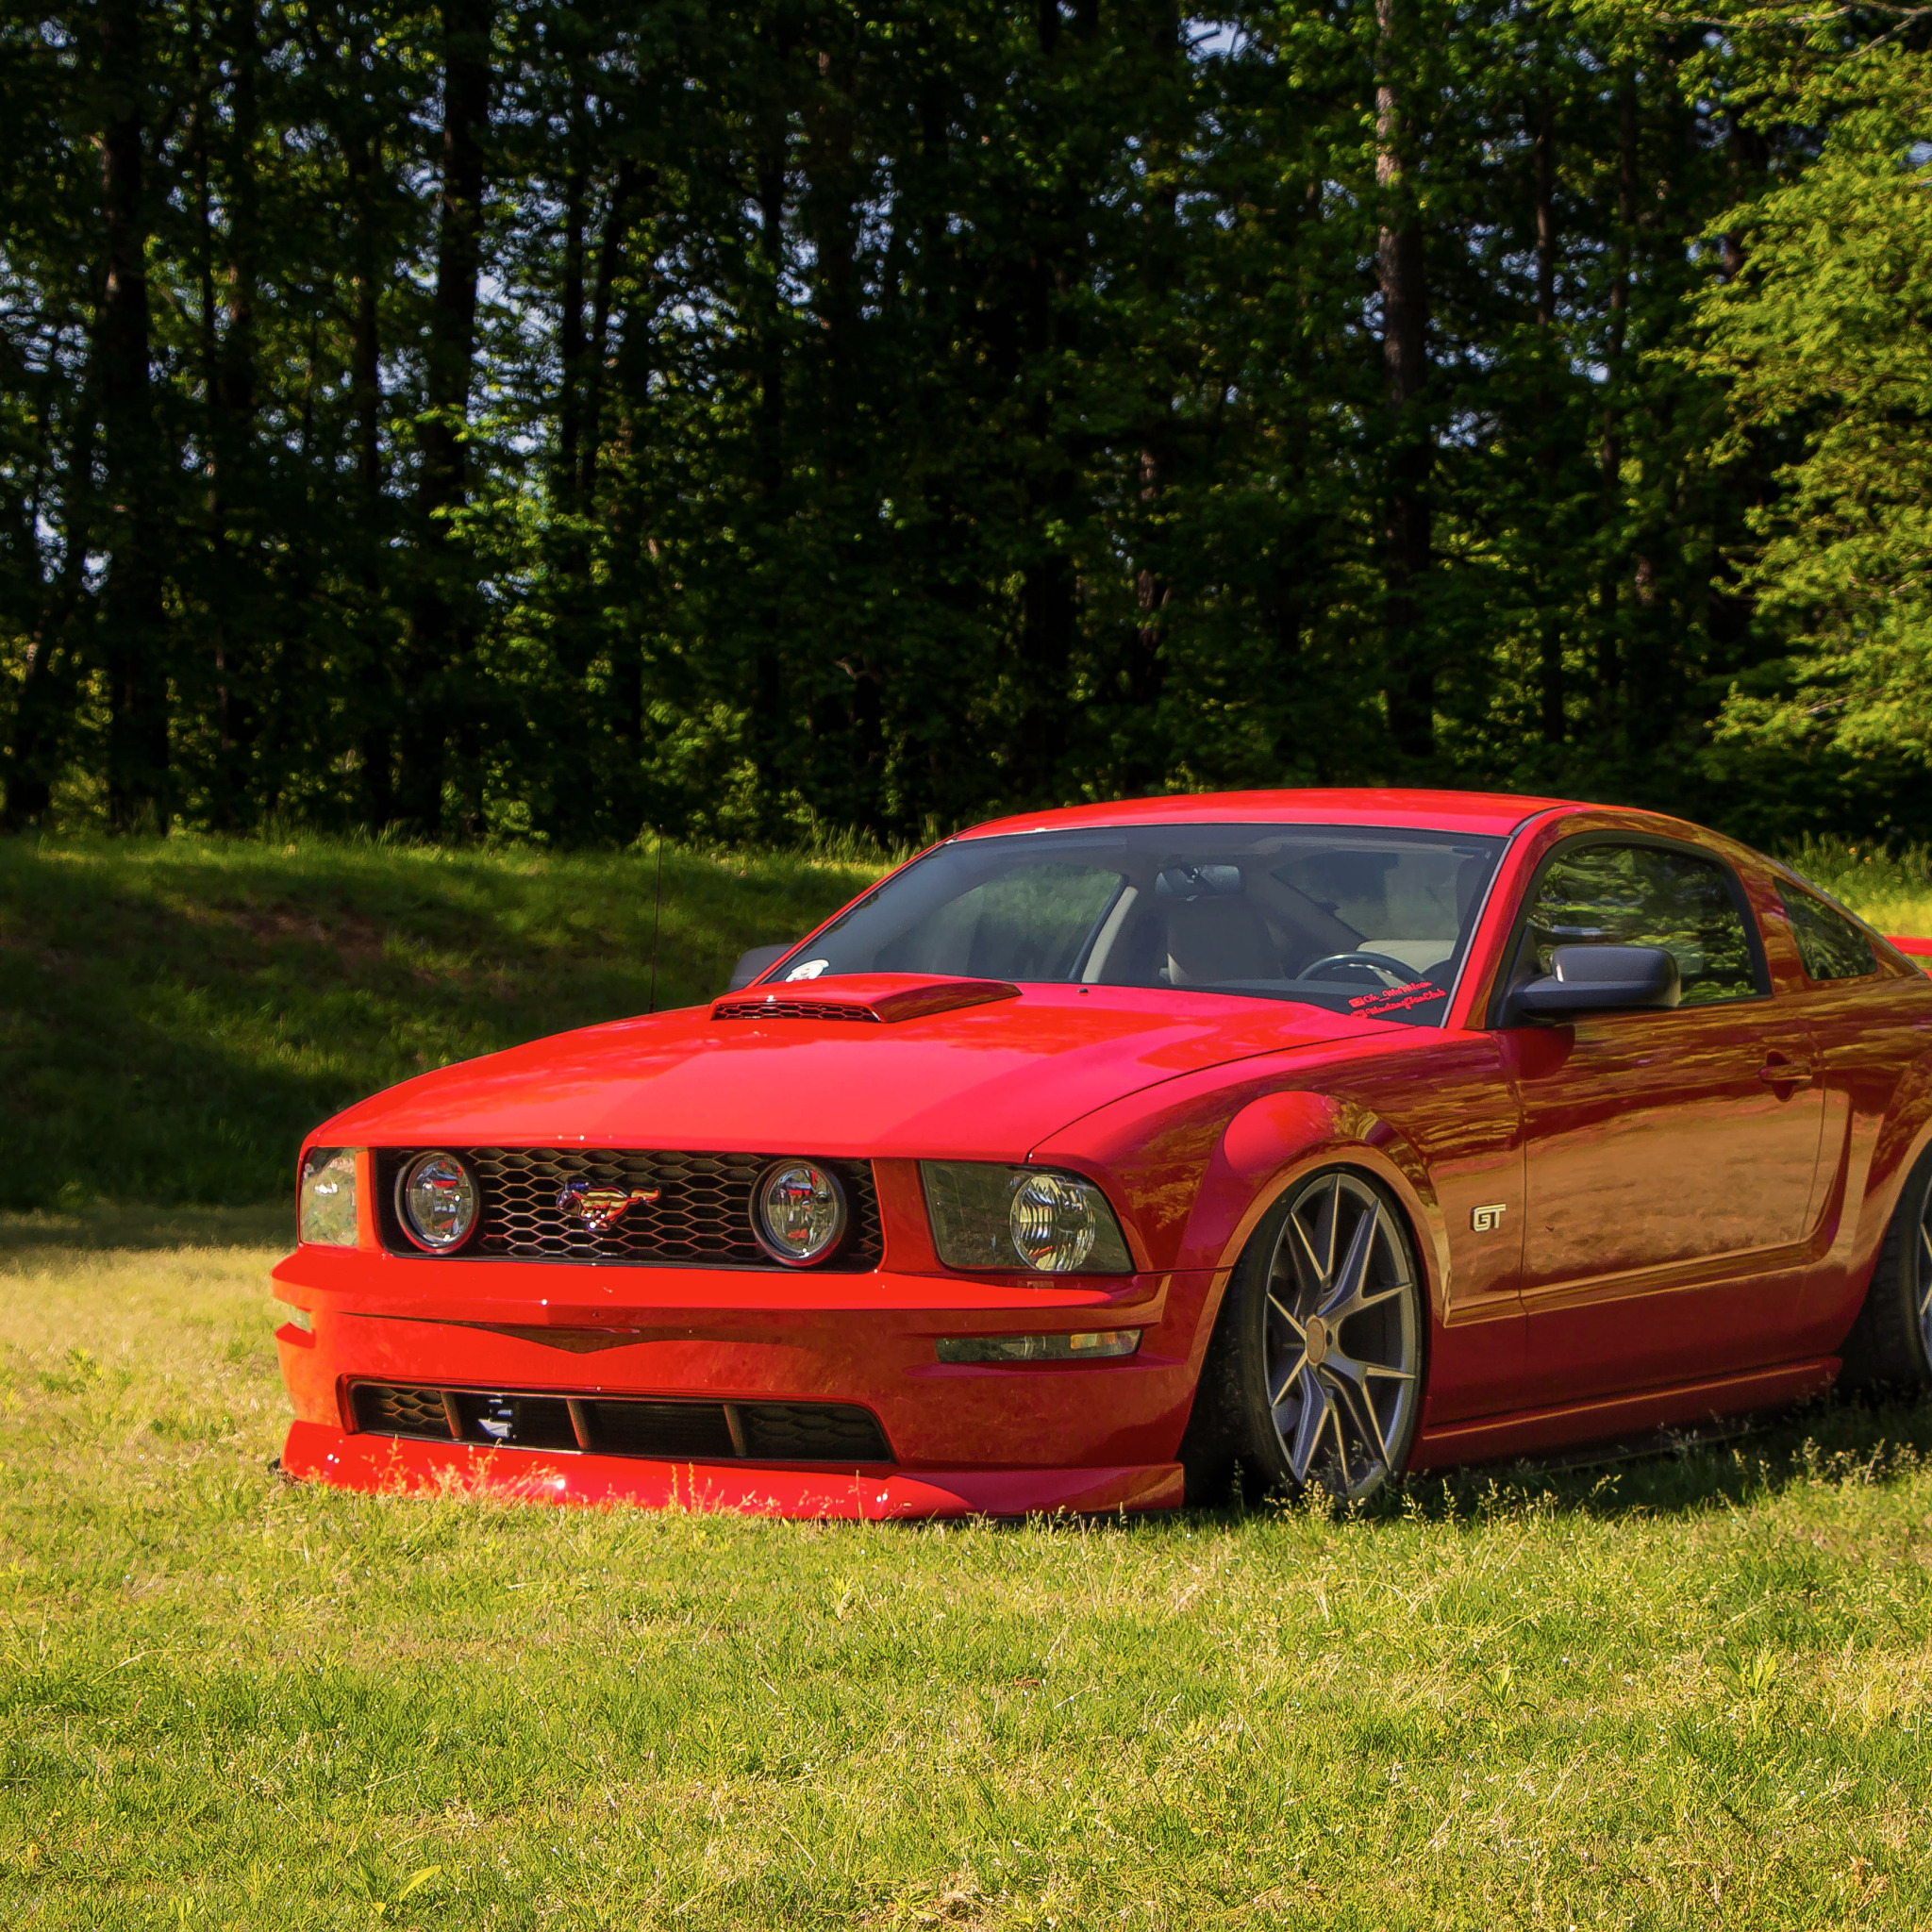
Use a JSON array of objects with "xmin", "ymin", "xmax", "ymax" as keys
[
  {"xmin": 726, "ymin": 942, "xmax": 796, "ymax": 992},
  {"xmin": 1509, "ymin": 943, "xmax": 1681, "ymax": 1022}
]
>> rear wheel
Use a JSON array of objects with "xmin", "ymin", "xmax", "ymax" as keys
[
  {"xmin": 1839, "ymin": 1144, "xmax": 1932, "ymax": 1391},
  {"xmin": 1184, "ymin": 1167, "xmax": 1425, "ymax": 1504}
]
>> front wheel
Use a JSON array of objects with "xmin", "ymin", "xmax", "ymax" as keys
[{"xmin": 1184, "ymin": 1167, "xmax": 1426, "ymax": 1505}]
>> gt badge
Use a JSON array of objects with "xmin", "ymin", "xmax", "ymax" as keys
[
  {"xmin": 1471, "ymin": 1203, "xmax": 1507, "ymax": 1234},
  {"xmin": 558, "ymin": 1177, "xmax": 660, "ymax": 1230}
]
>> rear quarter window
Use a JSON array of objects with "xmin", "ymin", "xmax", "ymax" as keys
[{"xmin": 1777, "ymin": 885, "xmax": 1878, "ymax": 983}]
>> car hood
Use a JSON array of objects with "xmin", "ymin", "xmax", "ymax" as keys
[{"xmin": 318, "ymin": 983, "xmax": 1376, "ymax": 1161}]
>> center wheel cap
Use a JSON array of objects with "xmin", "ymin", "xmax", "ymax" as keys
[{"xmin": 1304, "ymin": 1314, "xmax": 1331, "ymax": 1366}]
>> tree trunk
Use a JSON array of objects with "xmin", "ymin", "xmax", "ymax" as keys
[
  {"xmin": 1376, "ymin": 0, "xmax": 1432, "ymax": 762},
  {"xmin": 558, "ymin": 83, "xmax": 588, "ymax": 510},
  {"xmin": 97, "ymin": 0, "xmax": 171, "ymax": 832},
  {"xmin": 1533, "ymin": 89, "xmax": 1563, "ymax": 745},
  {"xmin": 349, "ymin": 110, "xmax": 394, "ymax": 825},
  {"xmin": 749, "ymin": 132, "xmax": 788, "ymax": 817},
  {"xmin": 397, "ymin": 0, "xmax": 492, "ymax": 834},
  {"xmin": 579, "ymin": 159, "xmax": 638, "ymax": 506},
  {"xmin": 2, "ymin": 399, "xmax": 94, "ymax": 829},
  {"xmin": 1594, "ymin": 71, "xmax": 1636, "ymax": 732},
  {"xmin": 208, "ymin": 0, "xmax": 261, "ymax": 827}
]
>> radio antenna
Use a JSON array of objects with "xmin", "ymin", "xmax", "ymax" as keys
[{"xmin": 646, "ymin": 829, "xmax": 664, "ymax": 1013}]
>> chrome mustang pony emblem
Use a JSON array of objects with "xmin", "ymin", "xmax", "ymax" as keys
[{"xmin": 558, "ymin": 1177, "xmax": 660, "ymax": 1230}]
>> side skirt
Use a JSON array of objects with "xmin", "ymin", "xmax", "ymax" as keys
[{"xmin": 1406, "ymin": 1357, "xmax": 1840, "ymax": 1472}]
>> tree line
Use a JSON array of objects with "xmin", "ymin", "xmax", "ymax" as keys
[{"xmin": 0, "ymin": 0, "xmax": 1925, "ymax": 849}]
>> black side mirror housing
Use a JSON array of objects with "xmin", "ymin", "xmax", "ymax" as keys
[
  {"xmin": 726, "ymin": 942, "xmax": 797, "ymax": 992},
  {"xmin": 1509, "ymin": 942, "xmax": 1681, "ymax": 1022}
]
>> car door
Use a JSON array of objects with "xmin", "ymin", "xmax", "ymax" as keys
[{"xmin": 1496, "ymin": 835, "xmax": 1825, "ymax": 1400}]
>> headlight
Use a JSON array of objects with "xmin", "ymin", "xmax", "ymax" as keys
[
  {"xmin": 395, "ymin": 1151, "xmax": 479, "ymax": 1253},
  {"xmin": 753, "ymin": 1159, "xmax": 848, "ymax": 1266},
  {"xmin": 298, "ymin": 1148, "xmax": 359, "ymax": 1247},
  {"xmin": 921, "ymin": 1162, "xmax": 1134, "ymax": 1274}
]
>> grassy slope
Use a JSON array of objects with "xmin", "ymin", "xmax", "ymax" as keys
[
  {"xmin": 0, "ymin": 1217, "xmax": 1927, "ymax": 1928},
  {"xmin": 0, "ymin": 835, "xmax": 884, "ymax": 1211},
  {"xmin": 0, "ymin": 828, "xmax": 1925, "ymax": 1219}
]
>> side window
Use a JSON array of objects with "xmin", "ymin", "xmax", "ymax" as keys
[
  {"xmin": 1778, "ymin": 885, "xmax": 1877, "ymax": 982},
  {"xmin": 1515, "ymin": 842, "xmax": 1763, "ymax": 1007}
]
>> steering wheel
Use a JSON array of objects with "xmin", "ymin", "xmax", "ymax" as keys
[{"xmin": 1295, "ymin": 950, "xmax": 1424, "ymax": 989}]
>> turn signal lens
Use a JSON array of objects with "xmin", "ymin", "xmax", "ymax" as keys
[
  {"xmin": 396, "ymin": 1151, "xmax": 479, "ymax": 1253},
  {"xmin": 938, "ymin": 1329, "xmax": 1141, "ymax": 1363},
  {"xmin": 298, "ymin": 1148, "xmax": 359, "ymax": 1248},
  {"xmin": 753, "ymin": 1159, "xmax": 849, "ymax": 1266},
  {"xmin": 921, "ymin": 1162, "xmax": 1134, "ymax": 1274}
]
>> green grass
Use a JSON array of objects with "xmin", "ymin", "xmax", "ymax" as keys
[
  {"xmin": 1785, "ymin": 837, "xmax": 1932, "ymax": 940},
  {"xmin": 0, "ymin": 834, "xmax": 886, "ymax": 1211},
  {"xmin": 3, "ymin": 1213, "xmax": 1930, "ymax": 1927},
  {"xmin": 5, "ymin": 832, "xmax": 1932, "ymax": 1924}
]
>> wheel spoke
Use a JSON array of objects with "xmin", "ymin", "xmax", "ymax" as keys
[
  {"xmin": 1283, "ymin": 1365, "xmax": 1329, "ymax": 1483},
  {"xmin": 1319, "ymin": 1174, "xmax": 1343, "ymax": 1281},
  {"xmin": 1325, "ymin": 1360, "xmax": 1391, "ymax": 1469},
  {"xmin": 1317, "ymin": 1204, "xmax": 1379, "ymax": 1324},
  {"xmin": 1267, "ymin": 1347, "xmax": 1307, "ymax": 1408},
  {"xmin": 1267, "ymin": 1291, "xmax": 1306, "ymax": 1339},
  {"xmin": 1321, "ymin": 1382, "xmax": 1350, "ymax": 1482},
  {"xmin": 1285, "ymin": 1210, "xmax": 1327, "ymax": 1301}
]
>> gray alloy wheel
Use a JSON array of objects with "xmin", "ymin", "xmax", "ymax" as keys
[
  {"xmin": 1184, "ymin": 1167, "xmax": 1425, "ymax": 1504},
  {"xmin": 1839, "ymin": 1143, "xmax": 1932, "ymax": 1391}
]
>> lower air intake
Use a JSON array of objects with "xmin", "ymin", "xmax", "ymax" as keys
[{"xmin": 349, "ymin": 1382, "xmax": 891, "ymax": 1464}]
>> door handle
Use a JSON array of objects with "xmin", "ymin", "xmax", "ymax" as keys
[{"xmin": 1757, "ymin": 1055, "xmax": 1816, "ymax": 1089}]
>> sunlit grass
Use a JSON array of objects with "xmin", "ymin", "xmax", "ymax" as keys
[
  {"xmin": 1782, "ymin": 835, "xmax": 1932, "ymax": 940},
  {"xmin": 3, "ymin": 1211, "xmax": 1930, "ymax": 1927}
]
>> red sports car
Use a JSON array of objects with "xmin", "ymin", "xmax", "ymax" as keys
[{"xmin": 273, "ymin": 790, "xmax": 1932, "ymax": 1516}]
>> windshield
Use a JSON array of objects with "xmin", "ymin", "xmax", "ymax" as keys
[{"xmin": 770, "ymin": 823, "xmax": 1505, "ymax": 1025}]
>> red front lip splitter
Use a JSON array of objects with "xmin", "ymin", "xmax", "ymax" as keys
[{"xmin": 281, "ymin": 1421, "xmax": 1184, "ymax": 1521}]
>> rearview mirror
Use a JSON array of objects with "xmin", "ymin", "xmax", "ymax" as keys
[
  {"xmin": 1509, "ymin": 943, "xmax": 1681, "ymax": 1022},
  {"xmin": 726, "ymin": 942, "xmax": 796, "ymax": 992}
]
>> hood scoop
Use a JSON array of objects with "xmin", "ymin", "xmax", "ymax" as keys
[{"xmin": 710, "ymin": 974, "xmax": 1021, "ymax": 1025}]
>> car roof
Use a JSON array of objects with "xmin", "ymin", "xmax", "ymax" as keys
[{"xmin": 958, "ymin": 788, "xmax": 1583, "ymax": 841}]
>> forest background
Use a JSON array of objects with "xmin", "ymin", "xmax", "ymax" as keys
[{"xmin": 1, "ymin": 0, "xmax": 1927, "ymax": 854}]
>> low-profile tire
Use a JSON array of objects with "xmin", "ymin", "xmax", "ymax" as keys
[
  {"xmin": 1182, "ymin": 1166, "xmax": 1426, "ymax": 1505},
  {"xmin": 1838, "ymin": 1143, "xmax": 1932, "ymax": 1392}
]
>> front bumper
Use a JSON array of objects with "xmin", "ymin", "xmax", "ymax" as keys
[{"xmin": 272, "ymin": 1246, "xmax": 1211, "ymax": 1519}]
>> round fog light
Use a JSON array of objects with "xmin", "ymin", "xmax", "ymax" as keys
[
  {"xmin": 1008, "ymin": 1172, "xmax": 1101, "ymax": 1273},
  {"xmin": 753, "ymin": 1160, "xmax": 848, "ymax": 1266},
  {"xmin": 397, "ymin": 1151, "xmax": 479, "ymax": 1253}
]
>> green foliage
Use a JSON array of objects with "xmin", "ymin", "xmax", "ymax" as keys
[
  {"xmin": 1690, "ymin": 27, "xmax": 1932, "ymax": 845},
  {"xmin": 0, "ymin": 831, "xmax": 884, "ymax": 1209},
  {"xmin": 0, "ymin": 0, "xmax": 1885, "ymax": 849},
  {"xmin": 4, "ymin": 1221, "xmax": 1932, "ymax": 1923}
]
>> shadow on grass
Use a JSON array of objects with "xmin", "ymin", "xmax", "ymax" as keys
[
  {"xmin": 0, "ymin": 1203, "xmax": 291, "ymax": 1257},
  {"xmin": 1175, "ymin": 1388, "xmax": 1932, "ymax": 1533}
]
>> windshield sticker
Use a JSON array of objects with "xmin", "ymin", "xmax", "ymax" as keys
[{"xmin": 1349, "ymin": 980, "xmax": 1446, "ymax": 1018}]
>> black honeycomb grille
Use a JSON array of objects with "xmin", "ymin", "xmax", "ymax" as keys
[
  {"xmin": 375, "ymin": 1148, "xmax": 882, "ymax": 1270},
  {"xmin": 348, "ymin": 1382, "xmax": 892, "ymax": 1464}
]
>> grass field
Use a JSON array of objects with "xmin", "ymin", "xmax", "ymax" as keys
[
  {"xmin": 5, "ymin": 831, "xmax": 1932, "ymax": 1925},
  {"xmin": 0, "ymin": 834, "xmax": 886, "ymax": 1210},
  {"xmin": 1, "ymin": 1210, "xmax": 1929, "ymax": 1928}
]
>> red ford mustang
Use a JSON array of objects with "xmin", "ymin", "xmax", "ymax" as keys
[{"xmin": 273, "ymin": 790, "xmax": 1932, "ymax": 1516}]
